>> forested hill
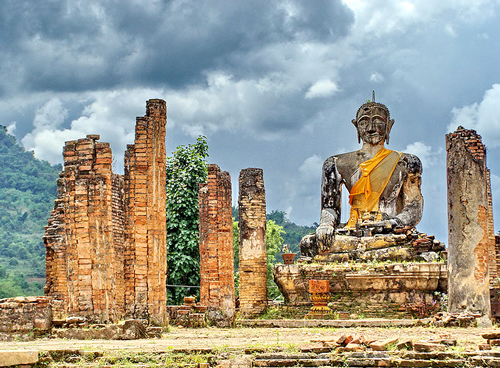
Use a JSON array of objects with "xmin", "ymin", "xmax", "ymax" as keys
[
  {"xmin": 266, "ymin": 210, "xmax": 317, "ymax": 254},
  {"xmin": 0, "ymin": 125, "xmax": 61, "ymax": 297}
]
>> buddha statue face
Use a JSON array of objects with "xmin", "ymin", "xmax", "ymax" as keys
[{"xmin": 352, "ymin": 103, "xmax": 395, "ymax": 145}]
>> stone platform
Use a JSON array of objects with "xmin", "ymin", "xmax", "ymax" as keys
[{"xmin": 274, "ymin": 262, "xmax": 447, "ymax": 318}]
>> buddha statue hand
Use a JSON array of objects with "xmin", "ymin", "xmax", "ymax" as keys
[{"xmin": 315, "ymin": 223, "xmax": 336, "ymax": 250}]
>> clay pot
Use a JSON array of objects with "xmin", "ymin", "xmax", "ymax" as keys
[
  {"xmin": 183, "ymin": 296, "xmax": 196, "ymax": 306},
  {"xmin": 178, "ymin": 309, "xmax": 190, "ymax": 316},
  {"xmin": 282, "ymin": 253, "xmax": 296, "ymax": 265}
]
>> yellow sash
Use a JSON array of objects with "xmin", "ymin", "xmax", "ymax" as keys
[{"xmin": 346, "ymin": 148, "xmax": 402, "ymax": 229}]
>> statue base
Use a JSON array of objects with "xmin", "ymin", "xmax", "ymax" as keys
[
  {"xmin": 301, "ymin": 226, "xmax": 445, "ymax": 263},
  {"xmin": 273, "ymin": 261, "xmax": 447, "ymax": 319}
]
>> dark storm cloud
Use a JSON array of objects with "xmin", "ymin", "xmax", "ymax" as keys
[{"xmin": 0, "ymin": 0, "xmax": 354, "ymax": 93}]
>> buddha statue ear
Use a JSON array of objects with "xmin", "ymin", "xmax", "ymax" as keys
[
  {"xmin": 385, "ymin": 119, "xmax": 395, "ymax": 145},
  {"xmin": 352, "ymin": 119, "xmax": 361, "ymax": 144}
]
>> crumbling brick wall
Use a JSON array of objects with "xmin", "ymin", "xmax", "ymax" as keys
[
  {"xmin": 199, "ymin": 164, "xmax": 235, "ymax": 326},
  {"xmin": 0, "ymin": 297, "xmax": 52, "ymax": 336},
  {"xmin": 446, "ymin": 126, "xmax": 494, "ymax": 325},
  {"xmin": 44, "ymin": 135, "xmax": 122, "ymax": 322},
  {"xmin": 44, "ymin": 99, "xmax": 167, "ymax": 324},
  {"xmin": 238, "ymin": 168, "xmax": 267, "ymax": 316}
]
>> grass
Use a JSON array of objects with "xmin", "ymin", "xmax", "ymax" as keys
[{"xmin": 39, "ymin": 350, "xmax": 212, "ymax": 368}]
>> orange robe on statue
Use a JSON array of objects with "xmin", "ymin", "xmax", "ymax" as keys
[{"xmin": 346, "ymin": 148, "xmax": 402, "ymax": 229}]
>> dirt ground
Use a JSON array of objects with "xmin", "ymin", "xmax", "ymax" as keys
[{"xmin": 0, "ymin": 325, "xmax": 497, "ymax": 353}]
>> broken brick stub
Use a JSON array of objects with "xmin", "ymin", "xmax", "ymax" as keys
[
  {"xmin": 446, "ymin": 126, "xmax": 493, "ymax": 326},
  {"xmin": 199, "ymin": 164, "xmax": 235, "ymax": 327},
  {"xmin": 238, "ymin": 168, "xmax": 267, "ymax": 316}
]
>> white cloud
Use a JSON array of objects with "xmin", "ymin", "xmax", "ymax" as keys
[
  {"xmin": 305, "ymin": 79, "xmax": 339, "ymax": 99},
  {"xmin": 21, "ymin": 98, "xmax": 73, "ymax": 162},
  {"xmin": 33, "ymin": 98, "xmax": 68, "ymax": 130},
  {"xmin": 370, "ymin": 72, "xmax": 385, "ymax": 83},
  {"xmin": 298, "ymin": 154, "xmax": 324, "ymax": 179},
  {"xmin": 343, "ymin": 0, "xmax": 497, "ymax": 37},
  {"xmin": 449, "ymin": 84, "xmax": 500, "ymax": 148},
  {"xmin": 21, "ymin": 89, "xmax": 165, "ymax": 164},
  {"xmin": 6, "ymin": 122, "xmax": 16, "ymax": 136},
  {"xmin": 444, "ymin": 24, "xmax": 457, "ymax": 37},
  {"xmin": 404, "ymin": 141, "xmax": 442, "ymax": 168}
]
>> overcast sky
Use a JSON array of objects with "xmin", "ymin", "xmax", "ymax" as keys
[{"xmin": 2, "ymin": 0, "xmax": 500, "ymax": 242}]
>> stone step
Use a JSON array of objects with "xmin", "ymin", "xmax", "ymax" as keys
[{"xmin": 252, "ymin": 352, "xmax": 500, "ymax": 367}]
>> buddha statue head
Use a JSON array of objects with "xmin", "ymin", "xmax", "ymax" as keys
[{"xmin": 352, "ymin": 101, "xmax": 395, "ymax": 145}]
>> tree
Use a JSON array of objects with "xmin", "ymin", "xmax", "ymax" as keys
[
  {"xmin": 265, "ymin": 220, "xmax": 285, "ymax": 299},
  {"xmin": 165, "ymin": 136, "xmax": 208, "ymax": 305}
]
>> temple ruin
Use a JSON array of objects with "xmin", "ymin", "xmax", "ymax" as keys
[
  {"xmin": 44, "ymin": 99, "xmax": 167, "ymax": 324},
  {"xmin": 34, "ymin": 97, "xmax": 498, "ymax": 329}
]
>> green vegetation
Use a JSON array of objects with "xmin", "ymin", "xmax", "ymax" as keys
[
  {"xmin": 0, "ymin": 126, "xmax": 61, "ymax": 297},
  {"xmin": 165, "ymin": 136, "xmax": 208, "ymax": 305},
  {"xmin": 266, "ymin": 210, "xmax": 316, "ymax": 256},
  {"xmin": 232, "ymin": 211, "xmax": 315, "ymax": 300},
  {"xmin": 38, "ymin": 349, "xmax": 211, "ymax": 367}
]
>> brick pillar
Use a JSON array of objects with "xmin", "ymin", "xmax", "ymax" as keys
[
  {"xmin": 238, "ymin": 168, "xmax": 267, "ymax": 316},
  {"xmin": 446, "ymin": 126, "xmax": 493, "ymax": 326},
  {"xmin": 487, "ymin": 171, "xmax": 498, "ymax": 283},
  {"xmin": 124, "ymin": 99, "xmax": 167, "ymax": 325},
  {"xmin": 44, "ymin": 135, "xmax": 125, "ymax": 322},
  {"xmin": 199, "ymin": 164, "xmax": 235, "ymax": 326}
]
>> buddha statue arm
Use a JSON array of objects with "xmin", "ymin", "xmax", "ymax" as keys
[
  {"xmin": 394, "ymin": 154, "xmax": 423, "ymax": 227},
  {"xmin": 316, "ymin": 156, "xmax": 342, "ymax": 245},
  {"xmin": 378, "ymin": 153, "xmax": 423, "ymax": 227}
]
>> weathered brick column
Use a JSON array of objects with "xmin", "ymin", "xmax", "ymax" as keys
[
  {"xmin": 44, "ymin": 135, "xmax": 125, "ymax": 322},
  {"xmin": 446, "ymin": 126, "xmax": 494, "ymax": 326},
  {"xmin": 124, "ymin": 99, "xmax": 167, "ymax": 325},
  {"xmin": 238, "ymin": 168, "xmax": 267, "ymax": 316},
  {"xmin": 199, "ymin": 164, "xmax": 235, "ymax": 326}
]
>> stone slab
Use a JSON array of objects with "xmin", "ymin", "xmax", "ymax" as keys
[
  {"xmin": 0, "ymin": 350, "xmax": 39, "ymax": 367},
  {"xmin": 237, "ymin": 318, "xmax": 429, "ymax": 328}
]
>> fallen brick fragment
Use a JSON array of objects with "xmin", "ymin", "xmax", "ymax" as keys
[
  {"xmin": 370, "ymin": 338, "xmax": 398, "ymax": 351},
  {"xmin": 413, "ymin": 342, "xmax": 446, "ymax": 352}
]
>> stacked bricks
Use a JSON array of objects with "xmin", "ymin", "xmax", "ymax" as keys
[
  {"xmin": 44, "ymin": 135, "xmax": 123, "ymax": 322},
  {"xmin": 44, "ymin": 99, "xmax": 167, "ymax": 325},
  {"xmin": 0, "ymin": 296, "xmax": 52, "ymax": 333},
  {"xmin": 124, "ymin": 99, "xmax": 167, "ymax": 325},
  {"xmin": 446, "ymin": 126, "xmax": 494, "ymax": 326},
  {"xmin": 199, "ymin": 164, "xmax": 235, "ymax": 326},
  {"xmin": 238, "ymin": 168, "xmax": 267, "ymax": 316}
]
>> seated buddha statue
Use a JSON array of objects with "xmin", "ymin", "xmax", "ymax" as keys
[{"xmin": 300, "ymin": 98, "xmax": 433, "ymax": 261}]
